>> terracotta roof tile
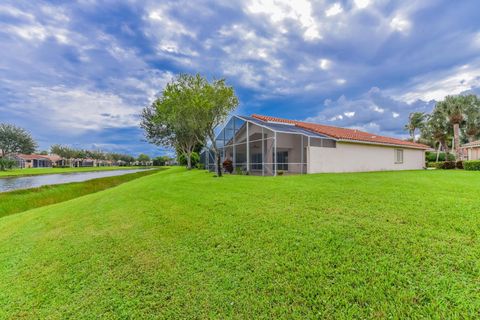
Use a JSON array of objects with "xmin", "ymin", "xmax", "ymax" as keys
[{"xmin": 252, "ymin": 114, "xmax": 429, "ymax": 149}]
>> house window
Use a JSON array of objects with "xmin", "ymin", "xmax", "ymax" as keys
[
  {"xmin": 276, "ymin": 151, "xmax": 288, "ymax": 171},
  {"xmin": 251, "ymin": 153, "xmax": 263, "ymax": 170},
  {"xmin": 395, "ymin": 149, "xmax": 404, "ymax": 164}
]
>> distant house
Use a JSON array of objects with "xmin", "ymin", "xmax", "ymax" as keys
[
  {"xmin": 462, "ymin": 140, "xmax": 480, "ymax": 160},
  {"xmin": 201, "ymin": 114, "xmax": 429, "ymax": 175},
  {"xmin": 11, "ymin": 154, "xmax": 53, "ymax": 168}
]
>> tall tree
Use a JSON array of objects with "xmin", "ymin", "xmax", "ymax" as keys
[
  {"xmin": 197, "ymin": 79, "xmax": 239, "ymax": 177},
  {"xmin": 423, "ymin": 110, "xmax": 452, "ymax": 161},
  {"xmin": 141, "ymin": 74, "xmax": 206, "ymax": 169},
  {"xmin": 438, "ymin": 95, "xmax": 467, "ymax": 160},
  {"xmin": 464, "ymin": 95, "xmax": 480, "ymax": 142},
  {"xmin": 404, "ymin": 112, "xmax": 426, "ymax": 142},
  {"xmin": 0, "ymin": 123, "xmax": 37, "ymax": 157}
]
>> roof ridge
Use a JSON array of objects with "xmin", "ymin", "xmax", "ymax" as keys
[{"xmin": 251, "ymin": 114, "xmax": 429, "ymax": 149}]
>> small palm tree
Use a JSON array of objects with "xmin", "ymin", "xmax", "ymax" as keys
[{"xmin": 404, "ymin": 112, "xmax": 426, "ymax": 142}]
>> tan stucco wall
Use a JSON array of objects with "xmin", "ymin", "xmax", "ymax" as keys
[
  {"xmin": 308, "ymin": 142, "xmax": 425, "ymax": 173},
  {"xmin": 467, "ymin": 147, "xmax": 480, "ymax": 160}
]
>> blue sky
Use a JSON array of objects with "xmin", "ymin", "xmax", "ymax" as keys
[{"xmin": 1, "ymin": 0, "xmax": 480, "ymax": 157}]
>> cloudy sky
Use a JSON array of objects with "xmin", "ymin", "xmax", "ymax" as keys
[{"xmin": 1, "ymin": 0, "xmax": 480, "ymax": 156}]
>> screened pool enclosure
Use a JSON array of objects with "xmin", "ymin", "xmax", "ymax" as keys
[{"xmin": 200, "ymin": 115, "xmax": 336, "ymax": 176}]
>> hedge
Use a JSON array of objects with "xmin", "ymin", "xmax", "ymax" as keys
[
  {"xmin": 464, "ymin": 160, "xmax": 480, "ymax": 171},
  {"xmin": 425, "ymin": 151, "xmax": 455, "ymax": 162},
  {"xmin": 434, "ymin": 161, "xmax": 457, "ymax": 170}
]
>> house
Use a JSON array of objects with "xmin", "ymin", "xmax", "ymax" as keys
[
  {"xmin": 201, "ymin": 114, "xmax": 429, "ymax": 175},
  {"xmin": 11, "ymin": 154, "xmax": 53, "ymax": 168},
  {"xmin": 461, "ymin": 140, "xmax": 480, "ymax": 160}
]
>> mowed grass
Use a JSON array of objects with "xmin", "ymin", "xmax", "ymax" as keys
[
  {"xmin": 0, "ymin": 166, "xmax": 147, "ymax": 178},
  {"xmin": 0, "ymin": 168, "xmax": 479, "ymax": 318},
  {"xmin": 0, "ymin": 169, "xmax": 161, "ymax": 219}
]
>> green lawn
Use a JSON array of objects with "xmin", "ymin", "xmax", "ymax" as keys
[
  {"xmin": 0, "ymin": 166, "xmax": 150, "ymax": 178},
  {"xmin": 0, "ymin": 168, "xmax": 479, "ymax": 318},
  {"xmin": 0, "ymin": 169, "xmax": 161, "ymax": 219}
]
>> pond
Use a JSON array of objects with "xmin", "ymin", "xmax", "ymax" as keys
[{"xmin": 0, "ymin": 169, "xmax": 149, "ymax": 193}]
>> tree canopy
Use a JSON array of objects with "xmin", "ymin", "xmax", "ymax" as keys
[
  {"xmin": 141, "ymin": 73, "xmax": 238, "ymax": 173},
  {"xmin": 0, "ymin": 123, "xmax": 37, "ymax": 157}
]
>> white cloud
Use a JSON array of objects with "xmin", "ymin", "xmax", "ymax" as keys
[
  {"xmin": 325, "ymin": 3, "xmax": 343, "ymax": 17},
  {"xmin": 353, "ymin": 0, "xmax": 371, "ymax": 9},
  {"xmin": 246, "ymin": 0, "xmax": 321, "ymax": 40},
  {"xmin": 372, "ymin": 105, "xmax": 384, "ymax": 113},
  {"xmin": 18, "ymin": 86, "xmax": 139, "ymax": 132},
  {"xmin": 392, "ymin": 112, "xmax": 400, "ymax": 118},
  {"xmin": 390, "ymin": 62, "xmax": 480, "ymax": 102},
  {"xmin": 390, "ymin": 15, "xmax": 411, "ymax": 33},
  {"xmin": 336, "ymin": 78, "xmax": 347, "ymax": 85},
  {"xmin": 319, "ymin": 59, "xmax": 332, "ymax": 70},
  {"xmin": 344, "ymin": 111, "xmax": 355, "ymax": 118}
]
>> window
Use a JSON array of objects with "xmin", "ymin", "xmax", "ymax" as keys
[
  {"xmin": 251, "ymin": 153, "xmax": 263, "ymax": 170},
  {"xmin": 276, "ymin": 151, "xmax": 288, "ymax": 171},
  {"xmin": 309, "ymin": 138, "xmax": 336, "ymax": 148},
  {"xmin": 395, "ymin": 149, "xmax": 404, "ymax": 164}
]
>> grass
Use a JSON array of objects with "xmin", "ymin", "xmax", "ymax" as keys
[
  {"xmin": 0, "ymin": 169, "xmax": 161, "ymax": 219},
  {"xmin": 0, "ymin": 168, "xmax": 479, "ymax": 318},
  {"xmin": 0, "ymin": 166, "xmax": 150, "ymax": 178}
]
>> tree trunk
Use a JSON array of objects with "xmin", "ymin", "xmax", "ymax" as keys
[
  {"xmin": 186, "ymin": 151, "xmax": 192, "ymax": 169},
  {"xmin": 453, "ymin": 123, "xmax": 461, "ymax": 160},
  {"xmin": 436, "ymin": 142, "xmax": 441, "ymax": 162},
  {"xmin": 208, "ymin": 130, "xmax": 222, "ymax": 177},
  {"xmin": 216, "ymin": 153, "xmax": 222, "ymax": 177}
]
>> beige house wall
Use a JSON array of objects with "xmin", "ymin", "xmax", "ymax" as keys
[
  {"xmin": 308, "ymin": 142, "xmax": 425, "ymax": 173},
  {"xmin": 467, "ymin": 147, "xmax": 480, "ymax": 160}
]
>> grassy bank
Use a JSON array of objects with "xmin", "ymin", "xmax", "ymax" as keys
[
  {"xmin": 0, "ymin": 168, "xmax": 479, "ymax": 318},
  {"xmin": 0, "ymin": 169, "xmax": 160, "ymax": 219},
  {"xmin": 0, "ymin": 166, "xmax": 152, "ymax": 178}
]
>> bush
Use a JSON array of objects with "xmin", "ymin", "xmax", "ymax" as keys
[
  {"xmin": 222, "ymin": 159, "xmax": 233, "ymax": 174},
  {"xmin": 456, "ymin": 161, "xmax": 464, "ymax": 169},
  {"xmin": 0, "ymin": 158, "xmax": 16, "ymax": 171},
  {"xmin": 426, "ymin": 151, "xmax": 455, "ymax": 162},
  {"xmin": 196, "ymin": 163, "xmax": 205, "ymax": 170},
  {"xmin": 434, "ymin": 161, "xmax": 456, "ymax": 170},
  {"xmin": 464, "ymin": 160, "xmax": 480, "ymax": 171},
  {"xmin": 178, "ymin": 152, "xmax": 200, "ymax": 168}
]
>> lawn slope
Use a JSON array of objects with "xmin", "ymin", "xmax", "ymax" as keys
[
  {"xmin": 0, "ymin": 168, "xmax": 479, "ymax": 318},
  {"xmin": 0, "ymin": 169, "xmax": 161, "ymax": 219}
]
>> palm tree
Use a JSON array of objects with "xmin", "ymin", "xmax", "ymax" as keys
[
  {"xmin": 404, "ymin": 112, "xmax": 426, "ymax": 142},
  {"xmin": 464, "ymin": 95, "xmax": 480, "ymax": 142},
  {"xmin": 438, "ymin": 96, "xmax": 467, "ymax": 160},
  {"xmin": 423, "ymin": 110, "xmax": 452, "ymax": 161}
]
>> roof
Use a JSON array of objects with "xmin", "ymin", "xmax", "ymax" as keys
[
  {"xmin": 14, "ymin": 154, "xmax": 51, "ymax": 160},
  {"xmin": 462, "ymin": 140, "xmax": 480, "ymax": 148},
  {"xmin": 238, "ymin": 115, "xmax": 328, "ymax": 138},
  {"xmin": 251, "ymin": 114, "xmax": 429, "ymax": 150}
]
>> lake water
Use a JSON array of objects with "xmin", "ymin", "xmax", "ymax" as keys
[{"xmin": 0, "ymin": 169, "xmax": 149, "ymax": 193}]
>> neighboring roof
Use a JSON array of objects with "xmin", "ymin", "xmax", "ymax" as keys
[
  {"xmin": 14, "ymin": 154, "xmax": 51, "ymax": 160},
  {"xmin": 238, "ymin": 115, "xmax": 328, "ymax": 138},
  {"xmin": 462, "ymin": 140, "xmax": 480, "ymax": 148},
  {"xmin": 251, "ymin": 114, "xmax": 430, "ymax": 150}
]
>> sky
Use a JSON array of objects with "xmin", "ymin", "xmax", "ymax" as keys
[{"xmin": 1, "ymin": 0, "xmax": 480, "ymax": 157}]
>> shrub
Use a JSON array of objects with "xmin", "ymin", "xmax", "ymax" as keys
[
  {"xmin": 425, "ymin": 151, "xmax": 455, "ymax": 162},
  {"xmin": 0, "ymin": 158, "xmax": 16, "ymax": 171},
  {"xmin": 222, "ymin": 159, "xmax": 233, "ymax": 174},
  {"xmin": 456, "ymin": 161, "xmax": 464, "ymax": 169},
  {"xmin": 277, "ymin": 170, "xmax": 284, "ymax": 176},
  {"xmin": 434, "ymin": 161, "xmax": 456, "ymax": 170},
  {"xmin": 235, "ymin": 167, "xmax": 242, "ymax": 175},
  {"xmin": 196, "ymin": 163, "xmax": 205, "ymax": 170},
  {"xmin": 464, "ymin": 160, "xmax": 480, "ymax": 171},
  {"xmin": 178, "ymin": 152, "xmax": 200, "ymax": 168}
]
